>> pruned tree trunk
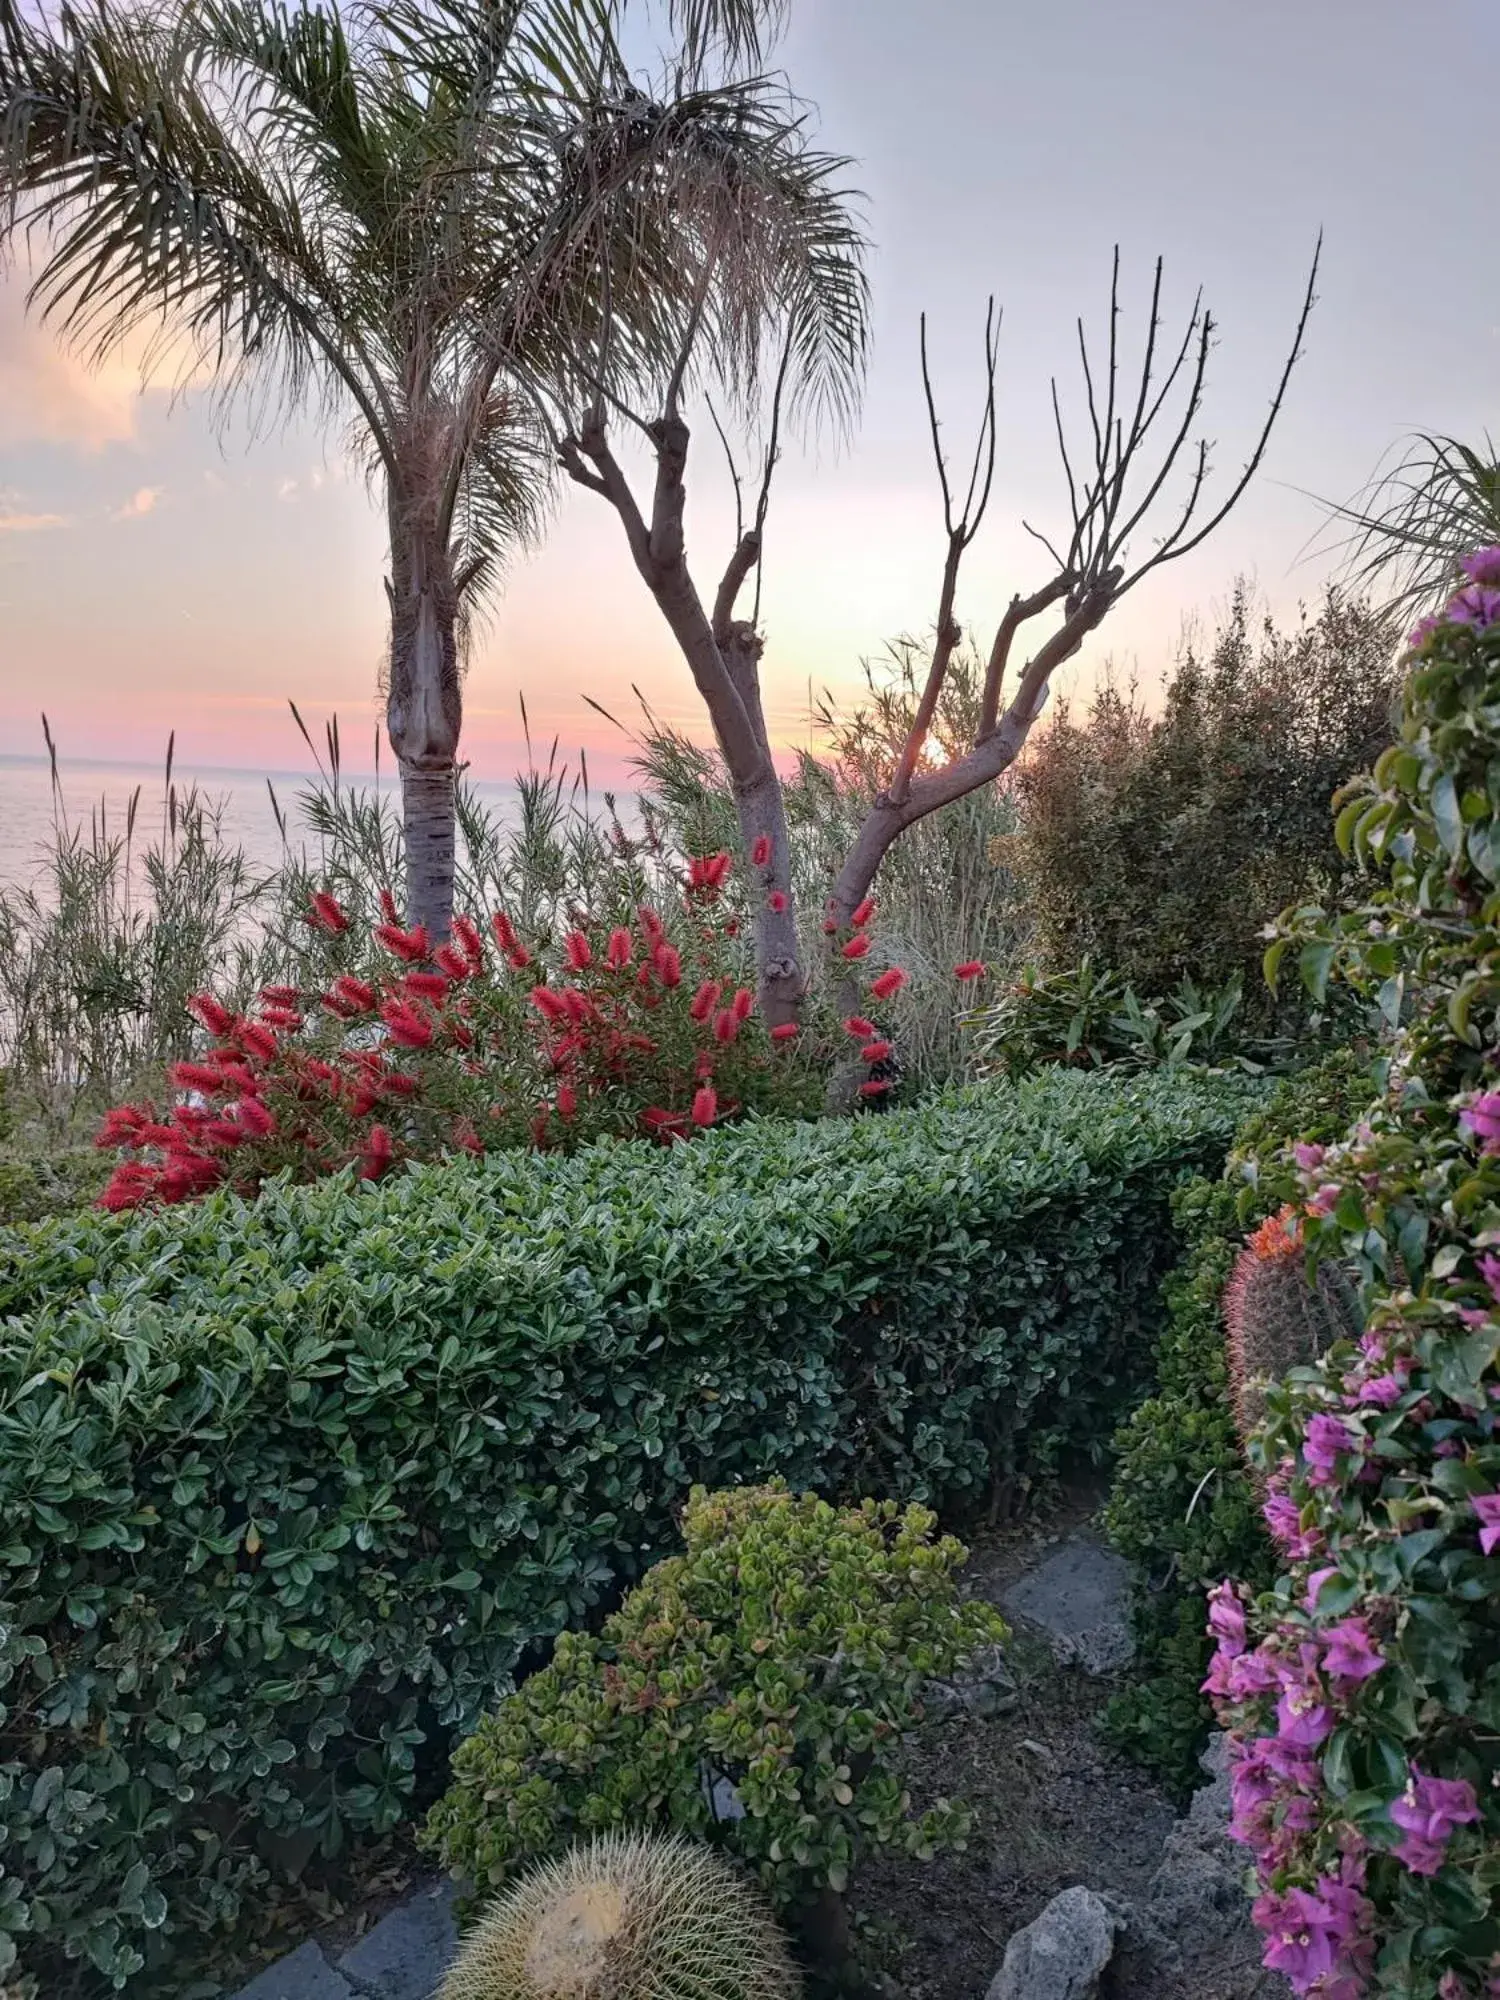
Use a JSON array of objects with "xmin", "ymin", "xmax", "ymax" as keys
[{"xmin": 386, "ymin": 508, "xmax": 463, "ymax": 943}]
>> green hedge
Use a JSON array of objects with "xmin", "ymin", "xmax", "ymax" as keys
[
  {"xmin": 0, "ymin": 1069, "xmax": 1258, "ymax": 1995},
  {"xmin": 0, "ymin": 1149, "xmax": 110, "ymax": 1229},
  {"xmin": 1101, "ymin": 1050, "xmax": 1373, "ymax": 1794}
]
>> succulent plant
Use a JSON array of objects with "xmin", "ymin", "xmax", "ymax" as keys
[
  {"xmin": 1222, "ymin": 1204, "xmax": 1362, "ymax": 1452},
  {"xmin": 437, "ymin": 1832, "xmax": 802, "ymax": 2000}
]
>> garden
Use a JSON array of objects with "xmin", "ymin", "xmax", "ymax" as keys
[{"xmin": 3, "ymin": 2, "xmax": 1500, "ymax": 1998}]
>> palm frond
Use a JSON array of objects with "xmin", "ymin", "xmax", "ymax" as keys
[{"xmin": 1310, "ymin": 431, "xmax": 1500, "ymax": 618}]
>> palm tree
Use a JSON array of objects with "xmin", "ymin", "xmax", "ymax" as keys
[
  {"xmin": 1313, "ymin": 431, "xmax": 1500, "ymax": 622},
  {"xmin": 0, "ymin": 0, "xmax": 866, "ymax": 939}
]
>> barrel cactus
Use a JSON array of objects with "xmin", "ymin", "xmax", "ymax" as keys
[
  {"xmin": 438, "ymin": 1832, "xmax": 802, "ymax": 2000},
  {"xmin": 1222, "ymin": 1203, "xmax": 1362, "ymax": 1452}
]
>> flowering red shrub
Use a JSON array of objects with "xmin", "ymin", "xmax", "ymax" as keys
[{"xmin": 95, "ymin": 854, "xmax": 916, "ymax": 1210}]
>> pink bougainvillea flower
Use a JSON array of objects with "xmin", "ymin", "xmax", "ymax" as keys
[
  {"xmin": 1390, "ymin": 1768, "xmax": 1481, "ymax": 1875},
  {"xmin": 1321, "ymin": 1619, "xmax": 1384, "ymax": 1684},
  {"xmin": 1356, "ymin": 1372, "xmax": 1404, "ymax": 1408},
  {"xmin": 1253, "ymin": 1885, "xmax": 1344, "ymax": 1989},
  {"xmin": 1207, "ymin": 1580, "xmax": 1247, "ymax": 1653},
  {"xmin": 1275, "ymin": 1686, "xmax": 1334, "ymax": 1752},
  {"xmin": 1303, "ymin": 1412, "xmax": 1357, "ymax": 1485},
  {"xmin": 1445, "ymin": 583, "xmax": 1500, "ymax": 629},
  {"xmin": 870, "ymin": 966, "xmax": 907, "ymax": 1000},
  {"xmin": 1471, "ymin": 1491, "xmax": 1500, "ymax": 1555},
  {"xmin": 1307, "ymin": 1183, "xmax": 1341, "ymax": 1216},
  {"xmin": 1460, "ymin": 1091, "xmax": 1500, "ymax": 1153},
  {"xmin": 1461, "ymin": 545, "xmax": 1500, "ymax": 585},
  {"xmin": 1292, "ymin": 1141, "xmax": 1326, "ymax": 1172}
]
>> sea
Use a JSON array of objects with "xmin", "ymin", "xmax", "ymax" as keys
[{"xmin": 0, "ymin": 753, "xmax": 528, "ymax": 895}]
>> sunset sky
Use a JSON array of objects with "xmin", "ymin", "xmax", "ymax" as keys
[{"xmin": 1, "ymin": 0, "xmax": 1496, "ymax": 792}]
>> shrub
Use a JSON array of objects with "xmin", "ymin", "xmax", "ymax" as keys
[
  {"xmin": 0, "ymin": 1066, "xmax": 1252, "ymax": 1995},
  {"xmin": 425, "ymin": 1485, "xmax": 1004, "ymax": 1932},
  {"xmin": 967, "ymin": 958, "xmax": 1259, "ymax": 1078},
  {"xmin": 1011, "ymin": 586, "xmax": 1402, "ymax": 1022},
  {"xmin": 90, "ymin": 863, "xmax": 863, "ymax": 1211},
  {"xmin": 436, "ymin": 1831, "xmax": 801, "ymax": 2000},
  {"xmin": 1207, "ymin": 551, "xmax": 1500, "ymax": 1998},
  {"xmin": 0, "ymin": 1150, "xmax": 109, "ymax": 1227},
  {"xmin": 1102, "ymin": 1051, "xmax": 1373, "ymax": 1794}
]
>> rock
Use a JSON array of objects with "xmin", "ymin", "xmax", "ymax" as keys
[
  {"xmin": 984, "ymin": 1886, "xmax": 1120, "ymax": 2000},
  {"xmin": 999, "ymin": 1539, "xmax": 1134, "ymax": 1677},
  {"xmin": 230, "ymin": 1941, "xmax": 356, "ymax": 2000},
  {"xmin": 337, "ymin": 1878, "xmax": 459, "ymax": 2000}
]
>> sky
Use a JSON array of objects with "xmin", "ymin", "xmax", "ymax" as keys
[{"xmin": 1, "ymin": 0, "xmax": 1496, "ymax": 791}]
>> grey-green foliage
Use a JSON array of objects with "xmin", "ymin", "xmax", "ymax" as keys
[{"xmin": 0, "ymin": 1066, "xmax": 1257, "ymax": 1994}]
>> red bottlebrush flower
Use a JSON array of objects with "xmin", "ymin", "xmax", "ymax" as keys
[
  {"xmin": 169, "ymin": 1060, "xmax": 231, "ymax": 1096},
  {"xmin": 638, "ymin": 904, "xmax": 665, "ymax": 940},
  {"xmin": 96, "ymin": 1103, "xmax": 150, "ymax": 1147},
  {"xmin": 691, "ymin": 1083, "xmax": 718, "ymax": 1127},
  {"xmin": 840, "ymin": 935, "xmax": 871, "ymax": 961},
  {"xmin": 621, "ymin": 1032, "xmax": 657, "ymax": 1054},
  {"xmin": 822, "ymin": 920, "xmax": 838, "ymax": 935},
  {"xmin": 201, "ymin": 1118, "xmax": 248, "ymax": 1148},
  {"xmin": 259, "ymin": 984, "xmax": 302, "ymax": 1007},
  {"xmin": 404, "ymin": 970, "xmax": 450, "ymax": 1002},
  {"xmin": 653, "ymin": 943, "xmax": 682, "ymax": 988},
  {"xmin": 843, "ymin": 1015, "xmax": 876, "ymax": 1039},
  {"xmin": 452, "ymin": 914, "xmax": 485, "ymax": 970},
  {"xmin": 689, "ymin": 979, "xmax": 722, "ymax": 1023},
  {"xmin": 333, "ymin": 974, "xmax": 376, "ymax": 1013},
  {"xmin": 136, "ymin": 1121, "xmax": 180, "ymax": 1148},
  {"xmin": 860, "ymin": 1040, "xmax": 894, "ymax": 1064},
  {"xmin": 851, "ymin": 896, "xmax": 876, "ymax": 928},
  {"xmin": 375, "ymin": 921, "xmax": 429, "ymax": 963},
  {"xmin": 450, "ymin": 1021, "xmax": 474, "ymax": 1050},
  {"xmin": 694, "ymin": 1050, "xmax": 715, "ymax": 1081},
  {"xmin": 258, "ymin": 1005, "xmax": 304, "ymax": 1031},
  {"xmin": 98, "ymin": 1163, "xmax": 156, "ymax": 1211},
  {"xmin": 725, "ymin": 919, "xmax": 740, "ymax": 937},
  {"xmin": 556, "ymin": 1083, "xmax": 578, "ymax": 1121},
  {"xmin": 307, "ymin": 890, "xmax": 350, "ymax": 935},
  {"xmin": 378, "ymin": 888, "xmax": 400, "ymax": 924},
  {"xmin": 531, "ymin": 985, "xmax": 569, "ymax": 1024},
  {"xmin": 564, "ymin": 929, "xmax": 593, "ymax": 972},
  {"xmin": 751, "ymin": 833, "xmax": 772, "ymax": 867},
  {"xmin": 870, "ymin": 966, "xmax": 907, "ymax": 1000},
  {"xmin": 732, "ymin": 986, "xmax": 755, "ymax": 1022},
  {"xmin": 641, "ymin": 1106, "xmax": 686, "ymax": 1140},
  {"xmin": 236, "ymin": 1020, "xmax": 279, "ymax": 1062},
  {"xmin": 712, "ymin": 1008, "xmax": 739, "ymax": 1045},
  {"xmin": 766, "ymin": 890, "xmax": 788, "ymax": 913},
  {"xmin": 434, "ymin": 943, "xmax": 471, "ymax": 982},
  {"xmin": 606, "ymin": 927, "xmax": 633, "ymax": 971},
  {"xmin": 687, "ymin": 851, "xmax": 732, "ymax": 896},
  {"xmin": 382, "ymin": 1070, "xmax": 420, "ymax": 1097},
  {"xmin": 548, "ymin": 1032, "xmax": 584, "ymax": 1072},
  {"xmin": 186, "ymin": 990, "xmax": 235, "ymax": 1037},
  {"xmin": 347, "ymin": 1083, "xmax": 381, "ymax": 1118},
  {"xmin": 954, "ymin": 960, "xmax": 986, "ymax": 981},
  {"xmin": 233, "ymin": 1095, "xmax": 276, "ymax": 1138},
  {"xmin": 359, "ymin": 1125, "xmax": 395, "ymax": 1180},
  {"xmin": 452, "ymin": 1119, "xmax": 484, "ymax": 1155},
  {"xmin": 859, "ymin": 1078, "xmax": 892, "ymax": 1098},
  {"xmin": 560, "ymin": 988, "xmax": 592, "ymax": 1025},
  {"xmin": 508, "ymin": 945, "xmax": 532, "ymax": 970},
  {"xmin": 770, "ymin": 1022, "xmax": 800, "ymax": 1042},
  {"xmin": 380, "ymin": 999, "xmax": 435, "ymax": 1049},
  {"xmin": 303, "ymin": 1060, "xmax": 339, "ymax": 1088},
  {"xmin": 321, "ymin": 992, "xmax": 357, "ymax": 1021},
  {"xmin": 160, "ymin": 1154, "xmax": 225, "ymax": 1203},
  {"xmin": 491, "ymin": 910, "xmax": 519, "ymax": 953}
]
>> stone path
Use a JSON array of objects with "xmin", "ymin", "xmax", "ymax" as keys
[{"xmin": 229, "ymin": 1880, "xmax": 458, "ymax": 2000}]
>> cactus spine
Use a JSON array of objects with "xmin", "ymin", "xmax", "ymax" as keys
[
  {"xmin": 1223, "ymin": 1204, "xmax": 1362, "ymax": 1452},
  {"xmin": 438, "ymin": 1832, "xmax": 803, "ymax": 2000}
]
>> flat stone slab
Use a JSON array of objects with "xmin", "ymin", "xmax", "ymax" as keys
[
  {"xmin": 231, "ymin": 1941, "xmax": 355, "ymax": 2000},
  {"xmin": 1000, "ymin": 1536, "xmax": 1135, "ymax": 1676},
  {"xmin": 337, "ymin": 1877, "xmax": 459, "ymax": 2000},
  {"xmin": 985, "ymin": 1885, "xmax": 1120, "ymax": 2000}
]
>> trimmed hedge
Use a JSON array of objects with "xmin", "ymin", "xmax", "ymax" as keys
[{"xmin": 0, "ymin": 1069, "xmax": 1258, "ymax": 1994}]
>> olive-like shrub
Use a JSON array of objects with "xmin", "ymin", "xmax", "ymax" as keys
[{"xmin": 424, "ymin": 1485, "xmax": 1005, "ymax": 1931}]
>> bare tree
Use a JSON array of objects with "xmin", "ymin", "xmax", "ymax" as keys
[{"xmin": 547, "ymin": 240, "xmax": 1321, "ymax": 1038}]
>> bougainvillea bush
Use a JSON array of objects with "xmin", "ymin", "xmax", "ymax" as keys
[
  {"xmin": 1206, "ymin": 550, "xmax": 1500, "ymax": 1999},
  {"xmin": 90, "ymin": 855, "xmax": 925, "ymax": 1209}
]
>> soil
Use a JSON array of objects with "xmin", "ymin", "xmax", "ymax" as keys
[{"xmin": 851, "ymin": 1481, "xmax": 1279, "ymax": 2000}]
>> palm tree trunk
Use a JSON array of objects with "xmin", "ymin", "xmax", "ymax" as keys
[{"xmin": 385, "ymin": 510, "xmax": 462, "ymax": 942}]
